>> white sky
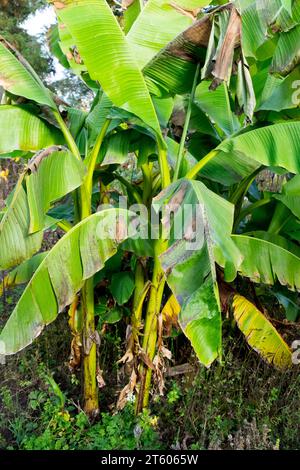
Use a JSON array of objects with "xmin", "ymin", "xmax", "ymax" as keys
[
  {"xmin": 22, "ymin": 6, "xmax": 65, "ymax": 80},
  {"xmin": 22, "ymin": 6, "xmax": 56, "ymax": 35}
]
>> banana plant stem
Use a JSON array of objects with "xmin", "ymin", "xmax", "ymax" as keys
[
  {"xmin": 142, "ymin": 275, "xmax": 165, "ymax": 409},
  {"xmin": 186, "ymin": 149, "xmax": 218, "ymax": 180},
  {"xmin": 173, "ymin": 63, "xmax": 200, "ymax": 182},
  {"xmin": 131, "ymin": 262, "xmax": 146, "ymax": 359},
  {"xmin": 54, "ymin": 112, "xmax": 110, "ymax": 417},
  {"xmin": 82, "ymin": 119, "xmax": 111, "ymax": 218},
  {"xmin": 132, "ymin": 261, "xmax": 145, "ymax": 329},
  {"xmin": 53, "ymin": 109, "xmax": 82, "ymax": 223},
  {"xmin": 234, "ymin": 196, "xmax": 272, "ymax": 232},
  {"xmin": 113, "ymin": 173, "xmax": 143, "ymax": 205},
  {"xmin": 82, "ymin": 277, "xmax": 99, "ymax": 417},
  {"xmin": 141, "ymin": 163, "xmax": 153, "ymax": 206},
  {"xmin": 157, "ymin": 141, "xmax": 171, "ymax": 189},
  {"xmin": 53, "ymin": 109, "xmax": 81, "ymax": 162},
  {"xmin": 136, "ymin": 240, "xmax": 166, "ymax": 413}
]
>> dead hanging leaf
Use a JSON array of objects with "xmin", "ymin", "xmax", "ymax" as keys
[
  {"xmin": 73, "ymin": 47, "xmax": 83, "ymax": 65},
  {"xmin": 118, "ymin": 334, "xmax": 134, "ymax": 364},
  {"xmin": 68, "ymin": 335, "xmax": 82, "ymax": 372},
  {"xmin": 27, "ymin": 146, "xmax": 62, "ymax": 173},
  {"xmin": 169, "ymin": 2, "xmax": 201, "ymax": 20},
  {"xmin": 161, "ymin": 346, "xmax": 172, "ymax": 360},
  {"xmin": 96, "ymin": 367, "xmax": 106, "ymax": 389},
  {"xmin": 117, "ymin": 325, "xmax": 135, "ymax": 364},
  {"xmin": 166, "ymin": 363, "xmax": 195, "ymax": 377},
  {"xmin": 182, "ymin": 15, "xmax": 213, "ymax": 49},
  {"xmin": 117, "ymin": 369, "xmax": 137, "ymax": 410},
  {"xmin": 122, "ymin": 0, "xmax": 135, "ymax": 9},
  {"xmin": 211, "ymin": 6, "xmax": 241, "ymax": 88},
  {"xmin": 153, "ymin": 349, "xmax": 171, "ymax": 396},
  {"xmin": 157, "ymin": 312, "xmax": 164, "ymax": 350},
  {"xmin": 162, "ymin": 294, "xmax": 180, "ymax": 335},
  {"xmin": 153, "ymin": 313, "xmax": 173, "ymax": 396},
  {"xmin": 0, "ymin": 169, "xmax": 9, "ymax": 183},
  {"xmin": 161, "ymin": 184, "xmax": 187, "ymax": 230},
  {"xmin": 236, "ymin": 52, "xmax": 256, "ymax": 123},
  {"xmin": 218, "ymin": 280, "xmax": 234, "ymax": 315},
  {"xmin": 118, "ymin": 349, "xmax": 134, "ymax": 364},
  {"xmin": 53, "ymin": 1, "xmax": 66, "ymax": 9},
  {"xmin": 139, "ymin": 348, "xmax": 155, "ymax": 370},
  {"xmin": 115, "ymin": 215, "xmax": 127, "ymax": 243},
  {"xmin": 0, "ymin": 75, "xmax": 14, "ymax": 89},
  {"xmin": 83, "ymin": 330, "xmax": 101, "ymax": 355}
]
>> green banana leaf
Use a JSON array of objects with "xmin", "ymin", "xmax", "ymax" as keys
[
  {"xmin": 0, "ymin": 208, "xmax": 137, "ymax": 355},
  {"xmin": 86, "ymin": 94, "xmax": 113, "ymax": 146},
  {"xmin": 273, "ymin": 287, "xmax": 300, "ymax": 321},
  {"xmin": 99, "ymin": 131, "xmax": 131, "ymax": 166},
  {"xmin": 143, "ymin": 11, "xmax": 212, "ymax": 96},
  {"xmin": 67, "ymin": 107, "xmax": 87, "ymax": 141},
  {"xmin": 127, "ymin": 0, "xmax": 208, "ymax": 68},
  {"xmin": 174, "ymin": 121, "xmax": 300, "ymax": 185},
  {"xmin": 0, "ymin": 105, "xmax": 65, "ymax": 156},
  {"xmin": 244, "ymin": 231, "xmax": 300, "ymax": 258},
  {"xmin": 0, "ymin": 178, "xmax": 44, "ymax": 271},
  {"xmin": 194, "ymin": 81, "xmax": 241, "ymax": 136},
  {"xmin": 273, "ymin": 174, "xmax": 300, "ymax": 219},
  {"xmin": 238, "ymin": 0, "xmax": 284, "ymax": 58},
  {"xmin": 216, "ymin": 121, "xmax": 300, "ymax": 175},
  {"xmin": 233, "ymin": 294, "xmax": 292, "ymax": 369},
  {"xmin": 281, "ymin": 0, "xmax": 292, "ymax": 16},
  {"xmin": 0, "ymin": 149, "xmax": 85, "ymax": 270},
  {"xmin": 26, "ymin": 149, "xmax": 86, "ymax": 233},
  {"xmin": 123, "ymin": 0, "xmax": 142, "ymax": 35},
  {"xmin": 0, "ymin": 37, "xmax": 55, "ymax": 108},
  {"xmin": 180, "ymin": 274, "xmax": 222, "ymax": 366},
  {"xmin": 257, "ymin": 66, "xmax": 300, "ymax": 111},
  {"xmin": 270, "ymin": 24, "xmax": 300, "ymax": 76},
  {"xmin": 47, "ymin": 24, "xmax": 70, "ymax": 69},
  {"xmin": 166, "ymin": 137, "xmax": 197, "ymax": 178},
  {"xmin": 231, "ymin": 234, "xmax": 300, "ymax": 290},
  {"xmin": 155, "ymin": 178, "xmax": 243, "ymax": 365},
  {"xmin": 0, "ymin": 252, "xmax": 48, "ymax": 297},
  {"xmin": 54, "ymin": 0, "xmax": 162, "ymax": 138},
  {"xmin": 161, "ymin": 238, "xmax": 222, "ymax": 366},
  {"xmin": 154, "ymin": 178, "xmax": 242, "ymax": 273}
]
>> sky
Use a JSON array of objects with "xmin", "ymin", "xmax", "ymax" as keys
[
  {"xmin": 22, "ymin": 5, "xmax": 56, "ymax": 35},
  {"xmin": 22, "ymin": 6, "xmax": 65, "ymax": 80}
]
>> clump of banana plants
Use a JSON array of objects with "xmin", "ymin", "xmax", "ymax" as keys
[{"xmin": 0, "ymin": 0, "xmax": 300, "ymax": 417}]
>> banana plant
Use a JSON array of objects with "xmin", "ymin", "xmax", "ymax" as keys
[{"xmin": 0, "ymin": 0, "xmax": 300, "ymax": 417}]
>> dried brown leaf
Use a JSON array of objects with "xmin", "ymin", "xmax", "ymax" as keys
[{"xmin": 211, "ymin": 6, "xmax": 241, "ymax": 86}]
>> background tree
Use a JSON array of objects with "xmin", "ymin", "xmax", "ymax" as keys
[{"xmin": 0, "ymin": 0, "xmax": 52, "ymax": 78}]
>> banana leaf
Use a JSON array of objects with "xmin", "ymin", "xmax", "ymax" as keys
[
  {"xmin": 0, "ymin": 252, "xmax": 48, "ymax": 297},
  {"xmin": 0, "ymin": 37, "xmax": 55, "ymax": 108},
  {"xmin": 231, "ymin": 234, "xmax": 300, "ymax": 290},
  {"xmin": 0, "ymin": 105, "xmax": 64, "ymax": 156},
  {"xmin": 127, "ymin": 0, "xmax": 208, "ymax": 68},
  {"xmin": 0, "ymin": 208, "xmax": 137, "ymax": 355},
  {"xmin": 233, "ymin": 294, "xmax": 292, "ymax": 369},
  {"xmin": 54, "ymin": 0, "xmax": 162, "ymax": 137},
  {"xmin": 0, "ymin": 149, "xmax": 85, "ymax": 270}
]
